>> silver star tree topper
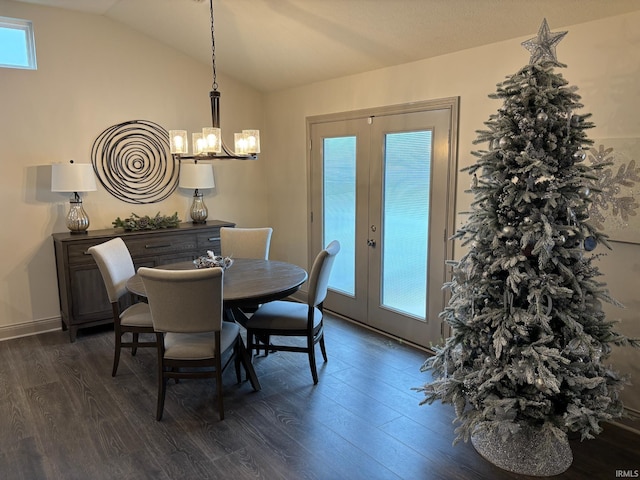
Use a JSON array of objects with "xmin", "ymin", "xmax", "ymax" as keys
[{"xmin": 521, "ymin": 18, "xmax": 568, "ymax": 64}]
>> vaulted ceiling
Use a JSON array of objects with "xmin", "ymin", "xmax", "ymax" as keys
[{"xmin": 13, "ymin": 0, "xmax": 640, "ymax": 92}]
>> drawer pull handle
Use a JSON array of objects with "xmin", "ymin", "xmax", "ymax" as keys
[
  {"xmin": 145, "ymin": 243, "xmax": 172, "ymax": 249},
  {"xmin": 207, "ymin": 237, "xmax": 221, "ymax": 242}
]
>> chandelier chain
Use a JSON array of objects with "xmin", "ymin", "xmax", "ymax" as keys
[{"xmin": 209, "ymin": 0, "xmax": 218, "ymax": 91}]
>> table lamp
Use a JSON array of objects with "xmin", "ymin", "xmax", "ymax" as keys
[
  {"xmin": 178, "ymin": 162, "xmax": 215, "ymax": 224},
  {"xmin": 51, "ymin": 160, "xmax": 97, "ymax": 234}
]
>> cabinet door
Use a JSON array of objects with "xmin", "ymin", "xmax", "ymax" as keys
[{"xmin": 69, "ymin": 265, "xmax": 112, "ymax": 320}]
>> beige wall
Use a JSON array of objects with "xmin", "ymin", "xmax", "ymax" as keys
[{"xmin": 1, "ymin": 2, "xmax": 638, "ymax": 410}]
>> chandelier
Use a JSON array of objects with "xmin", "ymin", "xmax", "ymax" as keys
[{"xmin": 169, "ymin": 0, "xmax": 259, "ymax": 160}]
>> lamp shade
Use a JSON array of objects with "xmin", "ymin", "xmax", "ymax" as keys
[
  {"xmin": 51, "ymin": 162, "xmax": 97, "ymax": 192},
  {"xmin": 179, "ymin": 163, "xmax": 215, "ymax": 189}
]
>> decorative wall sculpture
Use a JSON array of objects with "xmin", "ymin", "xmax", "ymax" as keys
[{"xmin": 91, "ymin": 120, "xmax": 179, "ymax": 204}]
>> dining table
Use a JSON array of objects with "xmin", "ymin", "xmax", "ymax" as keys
[{"xmin": 126, "ymin": 258, "xmax": 308, "ymax": 392}]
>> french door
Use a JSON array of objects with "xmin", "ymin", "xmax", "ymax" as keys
[{"xmin": 308, "ymin": 98, "xmax": 458, "ymax": 348}]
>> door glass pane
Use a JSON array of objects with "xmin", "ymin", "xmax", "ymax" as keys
[
  {"xmin": 323, "ymin": 137, "xmax": 356, "ymax": 296},
  {"xmin": 382, "ymin": 131, "xmax": 432, "ymax": 319}
]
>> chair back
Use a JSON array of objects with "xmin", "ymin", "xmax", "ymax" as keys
[
  {"xmin": 138, "ymin": 267, "xmax": 224, "ymax": 334},
  {"xmin": 88, "ymin": 237, "xmax": 135, "ymax": 303},
  {"xmin": 220, "ymin": 227, "xmax": 273, "ymax": 259},
  {"xmin": 307, "ymin": 240, "xmax": 340, "ymax": 308}
]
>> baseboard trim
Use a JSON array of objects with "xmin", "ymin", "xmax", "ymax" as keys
[
  {"xmin": 0, "ymin": 317, "xmax": 61, "ymax": 342},
  {"xmin": 612, "ymin": 407, "xmax": 640, "ymax": 435},
  {"xmin": 324, "ymin": 308, "xmax": 435, "ymax": 355}
]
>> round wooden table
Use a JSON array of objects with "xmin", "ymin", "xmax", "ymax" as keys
[
  {"xmin": 126, "ymin": 258, "xmax": 308, "ymax": 391},
  {"xmin": 127, "ymin": 258, "xmax": 307, "ymax": 305}
]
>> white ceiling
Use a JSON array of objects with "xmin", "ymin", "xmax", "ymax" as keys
[{"xmin": 13, "ymin": 0, "xmax": 640, "ymax": 92}]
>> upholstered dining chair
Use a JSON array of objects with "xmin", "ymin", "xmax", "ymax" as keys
[
  {"xmin": 220, "ymin": 226, "xmax": 273, "ymax": 259},
  {"xmin": 245, "ymin": 240, "xmax": 340, "ymax": 384},
  {"xmin": 88, "ymin": 237, "xmax": 155, "ymax": 377},
  {"xmin": 221, "ymin": 226, "xmax": 273, "ymax": 319},
  {"xmin": 138, "ymin": 266, "xmax": 241, "ymax": 421}
]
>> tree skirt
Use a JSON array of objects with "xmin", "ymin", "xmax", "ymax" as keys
[{"xmin": 471, "ymin": 423, "xmax": 573, "ymax": 476}]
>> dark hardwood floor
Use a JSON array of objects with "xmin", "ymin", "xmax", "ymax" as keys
[{"xmin": 1, "ymin": 313, "xmax": 638, "ymax": 479}]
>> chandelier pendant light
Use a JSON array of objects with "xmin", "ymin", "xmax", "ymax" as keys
[{"xmin": 169, "ymin": 0, "xmax": 259, "ymax": 160}]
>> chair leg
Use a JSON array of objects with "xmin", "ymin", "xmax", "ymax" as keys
[
  {"xmin": 155, "ymin": 333, "xmax": 166, "ymax": 421},
  {"xmin": 157, "ymin": 373, "xmax": 168, "ymax": 421},
  {"xmin": 308, "ymin": 338, "xmax": 319, "ymax": 385},
  {"xmin": 216, "ymin": 362, "xmax": 224, "ymax": 421},
  {"xmin": 319, "ymin": 334, "xmax": 328, "ymax": 362},
  {"xmin": 131, "ymin": 332, "xmax": 139, "ymax": 356},
  {"xmin": 234, "ymin": 342, "xmax": 242, "ymax": 384},
  {"xmin": 264, "ymin": 334, "xmax": 271, "ymax": 357},
  {"xmin": 246, "ymin": 331, "xmax": 255, "ymax": 360},
  {"xmin": 112, "ymin": 332, "xmax": 122, "ymax": 377}
]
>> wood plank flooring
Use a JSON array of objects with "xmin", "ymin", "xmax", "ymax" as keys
[{"xmin": 1, "ymin": 313, "xmax": 638, "ymax": 479}]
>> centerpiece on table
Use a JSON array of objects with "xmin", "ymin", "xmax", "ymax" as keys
[{"xmin": 193, "ymin": 250, "xmax": 233, "ymax": 270}]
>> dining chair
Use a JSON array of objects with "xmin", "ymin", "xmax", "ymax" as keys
[
  {"xmin": 220, "ymin": 226, "xmax": 273, "ymax": 259},
  {"xmin": 138, "ymin": 266, "xmax": 241, "ymax": 421},
  {"xmin": 88, "ymin": 237, "xmax": 155, "ymax": 377},
  {"xmin": 245, "ymin": 240, "xmax": 340, "ymax": 384},
  {"xmin": 221, "ymin": 226, "xmax": 273, "ymax": 320}
]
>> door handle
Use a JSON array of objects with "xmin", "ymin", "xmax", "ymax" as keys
[{"xmin": 367, "ymin": 239, "xmax": 376, "ymax": 247}]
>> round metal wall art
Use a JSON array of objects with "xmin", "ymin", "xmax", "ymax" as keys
[{"xmin": 91, "ymin": 120, "xmax": 179, "ymax": 204}]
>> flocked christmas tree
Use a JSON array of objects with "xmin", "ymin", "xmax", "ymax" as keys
[{"xmin": 416, "ymin": 19, "xmax": 639, "ymax": 475}]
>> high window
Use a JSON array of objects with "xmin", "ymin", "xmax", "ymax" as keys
[{"xmin": 0, "ymin": 16, "xmax": 37, "ymax": 70}]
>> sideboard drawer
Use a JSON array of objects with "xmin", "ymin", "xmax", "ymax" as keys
[
  {"xmin": 196, "ymin": 231, "xmax": 223, "ymax": 253},
  {"xmin": 124, "ymin": 234, "xmax": 197, "ymax": 258},
  {"xmin": 67, "ymin": 239, "xmax": 111, "ymax": 265}
]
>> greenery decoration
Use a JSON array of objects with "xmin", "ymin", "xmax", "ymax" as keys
[{"xmin": 112, "ymin": 212, "xmax": 180, "ymax": 231}]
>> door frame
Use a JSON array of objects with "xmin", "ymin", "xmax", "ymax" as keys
[{"xmin": 306, "ymin": 97, "xmax": 460, "ymax": 343}]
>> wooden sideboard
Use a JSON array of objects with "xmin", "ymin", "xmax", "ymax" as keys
[{"xmin": 52, "ymin": 220, "xmax": 234, "ymax": 342}]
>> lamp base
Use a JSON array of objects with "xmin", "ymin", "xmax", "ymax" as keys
[
  {"xmin": 66, "ymin": 199, "xmax": 90, "ymax": 233},
  {"xmin": 190, "ymin": 193, "xmax": 209, "ymax": 224}
]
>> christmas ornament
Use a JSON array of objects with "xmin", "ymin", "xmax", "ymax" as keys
[
  {"xmin": 536, "ymin": 111, "xmax": 548, "ymax": 123},
  {"xmin": 584, "ymin": 236, "xmax": 597, "ymax": 251},
  {"xmin": 556, "ymin": 235, "xmax": 566, "ymax": 245},
  {"xmin": 501, "ymin": 226, "xmax": 516, "ymax": 238},
  {"xmin": 573, "ymin": 149, "xmax": 586, "ymax": 162},
  {"xmin": 521, "ymin": 18, "xmax": 567, "ymax": 65},
  {"xmin": 499, "ymin": 136, "xmax": 510, "ymax": 149},
  {"xmin": 523, "ymin": 216, "xmax": 533, "ymax": 226},
  {"xmin": 578, "ymin": 186, "xmax": 591, "ymax": 198}
]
